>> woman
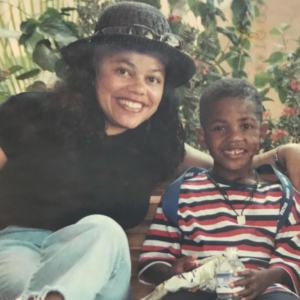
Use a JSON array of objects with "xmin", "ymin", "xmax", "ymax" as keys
[{"xmin": 0, "ymin": 2, "xmax": 299, "ymax": 300}]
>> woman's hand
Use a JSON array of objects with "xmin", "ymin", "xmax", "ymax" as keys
[
  {"xmin": 277, "ymin": 144, "xmax": 300, "ymax": 192},
  {"xmin": 253, "ymin": 143, "xmax": 300, "ymax": 191}
]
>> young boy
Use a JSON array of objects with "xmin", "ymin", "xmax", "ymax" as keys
[{"xmin": 138, "ymin": 79, "xmax": 300, "ymax": 300}]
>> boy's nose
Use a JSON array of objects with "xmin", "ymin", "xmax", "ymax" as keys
[{"xmin": 228, "ymin": 128, "xmax": 243, "ymax": 141}]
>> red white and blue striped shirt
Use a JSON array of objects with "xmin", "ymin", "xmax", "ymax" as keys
[{"xmin": 139, "ymin": 172, "xmax": 300, "ymax": 296}]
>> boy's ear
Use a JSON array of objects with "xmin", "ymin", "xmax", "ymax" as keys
[
  {"xmin": 195, "ymin": 127, "xmax": 208, "ymax": 149},
  {"xmin": 259, "ymin": 121, "xmax": 269, "ymax": 143}
]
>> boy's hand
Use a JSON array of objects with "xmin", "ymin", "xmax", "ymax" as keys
[
  {"xmin": 230, "ymin": 269, "xmax": 272, "ymax": 300},
  {"xmin": 142, "ymin": 255, "xmax": 198, "ymax": 285},
  {"xmin": 171, "ymin": 255, "xmax": 198, "ymax": 275}
]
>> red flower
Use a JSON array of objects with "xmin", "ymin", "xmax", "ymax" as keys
[
  {"xmin": 263, "ymin": 111, "xmax": 270, "ymax": 118},
  {"xmin": 270, "ymin": 129, "xmax": 289, "ymax": 141},
  {"xmin": 290, "ymin": 80, "xmax": 298, "ymax": 90},
  {"xmin": 195, "ymin": 60, "xmax": 202, "ymax": 71},
  {"xmin": 297, "ymin": 84, "xmax": 300, "ymax": 92},
  {"xmin": 168, "ymin": 15, "xmax": 181, "ymax": 24},
  {"xmin": 282, "ymin": 107, "xmax": 298, "ymax": 117},
  {"xmin": 203, "ymin": 65, "xmax": 209, "ymax": 75}
]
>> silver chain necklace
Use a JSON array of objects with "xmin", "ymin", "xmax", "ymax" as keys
[{"xmin": 206, "ymin": 170, "xmax": 258, "ymax": 225}]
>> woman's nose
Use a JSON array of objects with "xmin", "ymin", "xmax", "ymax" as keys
[{"xmin": 127, "ymin": 77, "xmax": 146, "ymax": 95}]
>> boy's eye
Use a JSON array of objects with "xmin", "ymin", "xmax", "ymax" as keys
[
  {"xmin": 213, "ymin": 126, "xmax": 225, "ymax": 131},
  {"xmin": 242, "ymin": 124, "xmax": 252, "ymax": 130}
]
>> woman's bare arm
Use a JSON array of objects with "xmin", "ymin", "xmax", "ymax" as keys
[
  {"xmin": 178, "ymin": 143, "xmax": 300, "ymax": 191},
  {"xmin": 254, "ymin": 143, "xmax": 300, "ymax": 192},
  {"xmin": 175, "ymin": 143, "xmax": 213, "ymax": 177},
  {"xmin": 0, "ymin": 147, "xmax": 8, "ymax": 170}
]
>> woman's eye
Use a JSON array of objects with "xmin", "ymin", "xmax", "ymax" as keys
[
  {"xmin": 116, "ymin": 68, "xmax": 129, "ymax": 76},
  {"xmin": 148, "ymin": 76, "xmax": 160, "ymax": 84}
]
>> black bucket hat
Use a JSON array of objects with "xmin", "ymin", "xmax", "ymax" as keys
[{"xmin": 61, "ymin": 1, "xmax": 196, "ymax": 87}]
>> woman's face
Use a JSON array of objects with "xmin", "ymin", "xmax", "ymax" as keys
[{"xmin": 95, "ymin": 51, "xmax": 165, "ymax": 135}]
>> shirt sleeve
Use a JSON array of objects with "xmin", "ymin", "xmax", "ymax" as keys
[
  {"xmin": 0, "ymin": 94, "xmax": 28, "ymax": 158},
  {"xmin": 138, "ymin": 200, "xmax": 182, "ymax": 284},
  {"xmin": 269, "ymin": 189, "xmax": 300, "ymax": 295},
  {"xmin": 0, "ymin": 93, "xmax": 43, "ymax": 159}
]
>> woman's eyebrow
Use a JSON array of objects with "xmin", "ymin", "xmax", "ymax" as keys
[
  {"xmin": 112, "ymin": 58, "xmax": 165, "ymax": 74},
  {"xmin": 111, "ymin": 58, "xmax": 135, "ymax": 67}
]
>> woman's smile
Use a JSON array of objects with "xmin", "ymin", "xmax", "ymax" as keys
[{"xmin": 117, "ymin": 98, "xmax": 145, "ymax": 111}]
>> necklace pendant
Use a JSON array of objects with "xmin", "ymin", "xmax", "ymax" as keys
[{"xmin": 237, "ymin": 215, "xmax": 246, "ymax": 225}]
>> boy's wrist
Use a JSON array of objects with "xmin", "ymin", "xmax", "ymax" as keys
[
  {"xmin": 143, "ymin": 263, "xmax": 174, "ymax": 285},
  {"xmin": 266, "ymin": 267, "xmax": 292, "ymax": 287}
]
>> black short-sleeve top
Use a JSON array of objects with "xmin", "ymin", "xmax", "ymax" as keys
[{"xmin": 0, "ymin": 92, "xmax": 157, "ymax": 230}]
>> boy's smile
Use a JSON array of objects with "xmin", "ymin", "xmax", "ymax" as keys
[{"xmin": 197, "ymin": 97, "xmax": 268, "ymax": 181}]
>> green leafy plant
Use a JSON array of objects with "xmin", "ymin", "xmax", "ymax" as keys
[
  {"xmin": 254, "ymin": 25, "xmax": 300, "ymax": 150},
  {"xmin": 0, "ymin": 5, "xmax": 79, "ymax": 100}
]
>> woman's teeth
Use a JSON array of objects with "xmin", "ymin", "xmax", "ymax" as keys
[{"xmin": 119, "ymin": 99, "xmax": 142, "ymax": 109}]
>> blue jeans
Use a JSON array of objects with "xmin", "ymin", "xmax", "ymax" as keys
[{"xmin": 0, "ymin": 215, "xmax": 131, "ymax": 300}]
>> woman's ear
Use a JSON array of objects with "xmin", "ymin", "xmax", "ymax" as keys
[
  {"xmin": 259, "ymin": 121, "xmax": 269, "ymax": 144},
  {"xmin": 195, "ymin": 127, "xmax": 208, "ymax": 149}
]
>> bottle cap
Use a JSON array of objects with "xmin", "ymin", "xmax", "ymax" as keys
[{"xmin": 224, "ymin": 247, "xmax": 239, "ymax": 259}]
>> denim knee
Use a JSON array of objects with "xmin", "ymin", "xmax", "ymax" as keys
[
  {"xmin": 76, "ymin": 215, "xmax": 130, "ymax": 277},
  {"xmin": 77, "ymin": 215, "xmax": 128, "ymax": 244},
  {"xmin": 0, "ymin": 242, "xmax": 40, "ymax": 300}
]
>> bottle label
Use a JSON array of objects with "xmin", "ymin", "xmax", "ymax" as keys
[{"xmin": 216, "ymin": 272, "xmax": 244, "ymax": 294}]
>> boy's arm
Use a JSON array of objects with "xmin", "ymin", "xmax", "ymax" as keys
[
  {"xmin": 138, "ymin": 201, "xmax": 183, "ymax": 285},
  {"xmin": 267, "ymin": 188, "xmax": 300, "ymax": 294},
  {"xmin": 233, "ymin": 189, "xmax": 300, "ymax": 299}
]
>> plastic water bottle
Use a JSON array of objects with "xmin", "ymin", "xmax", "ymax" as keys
[{"xmin": 216, "ymin": 247, "xmax": 245, "ymax": 300}]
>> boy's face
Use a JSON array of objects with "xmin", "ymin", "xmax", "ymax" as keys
[{"xmin": 196, "ymin": 97, "xmax": 268, "ymax": 179}]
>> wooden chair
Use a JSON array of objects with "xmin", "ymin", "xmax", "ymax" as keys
[{"xmin": 126, "ymin": 184, "xmax": 167, "ymax": 300}]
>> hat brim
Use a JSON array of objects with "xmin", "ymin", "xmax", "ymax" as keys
[{"xmin": 60, "ymin": 34, "xmax": 195, "ymax": 88}]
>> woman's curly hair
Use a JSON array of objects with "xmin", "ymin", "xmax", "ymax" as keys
[{"xmin": 51, "ymin": 44, "xmax": 186, "ymax": 185}]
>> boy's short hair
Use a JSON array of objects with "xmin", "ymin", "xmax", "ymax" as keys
[{"xmin": 200, "ymin": 78, "xmax": 263, "ymax": 128}]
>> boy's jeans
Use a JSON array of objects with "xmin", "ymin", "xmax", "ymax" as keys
[{"xmin": 0, "ymin": 215, "xmax": 131, "ymax": 300}]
